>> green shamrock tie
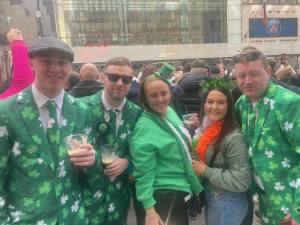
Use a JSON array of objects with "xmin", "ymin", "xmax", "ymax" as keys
[
  {"xmin": 45, "ymin": 100, "xmax": 61, "ymax": 165},
  {"xmin": 108, "ymin": 109, "xmax": 119, "ymax": 137}
]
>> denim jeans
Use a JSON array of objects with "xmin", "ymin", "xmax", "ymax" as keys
[{"xmin": 204, "ymin": 188, "xmax": 248, "ymax": 225}]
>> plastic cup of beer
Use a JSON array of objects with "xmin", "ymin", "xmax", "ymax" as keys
[
  {"xmin": 64, "ymin": 134, "xmax": 88, "ymax": 154},
  {"xmin": 183, "ymin": 113, "xmax": 198, "ymax": 128},
  {"xmin": 101, "ymin": 144, "xmax": 117, "ymax": 181},
  {"xmin": 101, "ymin": 144, "xmax": 117, "ymax": 167}
]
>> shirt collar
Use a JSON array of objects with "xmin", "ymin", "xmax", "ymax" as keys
[
  {"xmin": 32, "ymin": 84, "xmax": 64, "ymax": 110},
  {"xmin": 101, "ymin": 90, "xmax": 126, "ymax": 112}
]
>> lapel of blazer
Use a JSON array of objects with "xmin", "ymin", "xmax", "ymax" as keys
[
  {"xmin": 60, "ymin": 94, "xmax": 77, "ymax": 142},
  {"xmin": 115, "ymin": 100, "xmax": 131, "ymax": 151},
  {"xmin": 16, "ymin": 86, "xmax": 56, "ymax": 172},
  {"xmin": 89, "ymin": 92, "xmax": 104, "ymax": 128},
  {"xmin": 88, "ymin": 91, "xmax": 104, "ymax": 122},
  {"xmin": 239, "ymin": 96, "xmax": 249, "ymax": 137},
  {"xmin": 252, "ymin": 82, "xmax": 276, "ymax": 149},
  {"xmin": 86, "ymin": 92, "xmax": 104, "ymax": 147}
]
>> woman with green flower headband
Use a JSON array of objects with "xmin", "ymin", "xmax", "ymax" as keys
[
  {"xmin": 129, "ymin": 69, "xmax": 203, "ymax": 225},
  {"xmin": 191, "ymin": 78, "xmax": 252, "ymax": 225}
]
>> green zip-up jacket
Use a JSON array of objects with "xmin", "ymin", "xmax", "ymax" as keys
[{"xmin": 130, "ymin": 107, "xmax": 203, "ymax": 209}]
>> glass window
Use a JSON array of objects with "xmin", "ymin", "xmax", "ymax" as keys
[{"xmin": 55, "ymin": 0, "xmax": 227, "ymax": 46}]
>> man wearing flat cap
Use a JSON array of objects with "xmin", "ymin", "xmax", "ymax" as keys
[{"xmin": 0, "ymin": 36, "xmax": 96, "ymax": 224}]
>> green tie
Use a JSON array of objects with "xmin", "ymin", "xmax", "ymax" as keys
[
  {"xmin": 108, "ymin": 109, "xmax": 119, "ymax": 137},
  {"xmin": 45, "ymin": 100, "xmax": 60, "ymax": 165}
]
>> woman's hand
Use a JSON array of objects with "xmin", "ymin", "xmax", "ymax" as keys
[
  {"xmin": 145, "ymin": 207, "xmax": 164, "ymax": 225},
  {"xmin": 192, "ymin": 159, "xmax": 207, "ymax": 176}
]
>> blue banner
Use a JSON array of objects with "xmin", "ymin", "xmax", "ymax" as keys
[{"xmin": 249, "ymin": 18, "xmax": 297, "ymax": 38}]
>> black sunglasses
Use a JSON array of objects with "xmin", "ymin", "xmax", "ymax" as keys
[
  {"xmin": 233, "ymin": 51, "xmax": 265, "ymax": 64},
  {"xmin": 105, "ymin": 73, "xmax": 133, "ymax": 84}
]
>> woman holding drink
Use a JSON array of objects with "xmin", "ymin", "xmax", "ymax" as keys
[
  {"xmin": 191, "ymin": 79, "xmax": 252, "ymax": 225},
  {"xmin": 130, "ymin": 73, "xmax": 203, "ymax": 225}
]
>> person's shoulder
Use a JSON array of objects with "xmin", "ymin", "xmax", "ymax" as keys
[
  {"xmin": 166, "ymin": 106, "xmax": 181, "ymax": 121},
  {"xmin": 133, "ymin": 111, "xmax": 155, "ymax": 133},
  {"xmin": 77, "ymin": 91, "xmax": 101, "ymax": 105},
  {"xmin": 0, "ymin": 94, "xmax": 18, "ymax": 111},
  {"xmin": 271, "ymin": 81, "xmax": 300, "ymax": 104},
  {"xmin": 235, "ymin": 94, "xmax": 247, "ymax": 109},
  {"xmin": 137, "ymin": 111, "xmax": 152, "ymax": 121},
  {"xmin": 126, "ymin": 98, "xmax": 142, "ymax": 112},
  {"xmin": 138, "ymin": 107, "xmax": 180, "ymax": 126},
  {"xmin": 0, "ymin": 88, "xmax": 29, "ymax": 110},
  {"xmin": 227, "ymin": 128, "xmax": 243, "ymax": 138},
  {"xmin": 222, "ymin": 128, "xmax": 245, "ymax": 149},
  {"xmin": 135, "ymin": 111, "xmax": 160, "ymax": 126},
  {"xmin": 65, "ymin": 93, "xmax": 89, "ymax": 111},
  {"xmin": 180, "ymin": 73, "xmax": 206, "ymax": 84}
]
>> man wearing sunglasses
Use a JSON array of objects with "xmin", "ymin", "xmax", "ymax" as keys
[
  {"xmin": 234, "ymin": 47, "xmax": 300, "ymax": 225},
  {"xmin": 80, "ymin": 56, "xmax": 142, "ymax": 225}
]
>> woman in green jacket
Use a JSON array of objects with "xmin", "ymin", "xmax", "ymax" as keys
[
  {"xmin": 192, "ymin": 86, "xmax": 252, "ymax": 225},
  {"xmin": 129, "ymin": 74, "xmax": 203, "ymax": 225}
]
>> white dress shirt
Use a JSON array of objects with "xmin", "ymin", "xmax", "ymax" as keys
[{"xmin": 101, "ymin": 90, "xmax": 125, "ymax": 134}]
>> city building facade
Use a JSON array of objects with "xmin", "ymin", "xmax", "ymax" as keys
[
  {"xmin": 54, "ymin": 0, "xmax": 235, "ymax": 63},
  {"xmin": 0, "ymin": 0, "xmax": 56, "ymax": 83},
  {"xmin": 1, "ymin": 0, "xmax": 300, "ymax": 65},
  {"xmin": 52, "ymin": 0, "xmax": 300, "ymax": 63}
]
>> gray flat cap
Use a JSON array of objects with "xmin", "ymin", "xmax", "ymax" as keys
[{"xmin": 28, "ymin": 36, "xmax": 74, "ymax": 62}]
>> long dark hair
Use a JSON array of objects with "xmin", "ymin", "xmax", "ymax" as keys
[{"xmin": 199, "ymin": 87, "xmax": 239, "ymax": 151}]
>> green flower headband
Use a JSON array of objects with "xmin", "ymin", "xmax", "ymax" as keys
[{"xmin": 199, "ymin": 76, "xmax": 235, "ymax": 92}]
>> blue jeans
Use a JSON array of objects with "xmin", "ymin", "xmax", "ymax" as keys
[{"xmin": 204, "ymin": 188, "xmax": 248, "ymax": 225}]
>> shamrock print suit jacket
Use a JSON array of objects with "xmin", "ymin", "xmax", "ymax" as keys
[
  {"xmin": 79, "ymin": 91, "xmax": 142, "ymax": 225},
  {"xmin": 0, "ymin": 87, "xmax": 91, "ymax": 225},
  {"xmin": 236, "ymin": 81, "xmax": 300, "ymax": 225}
]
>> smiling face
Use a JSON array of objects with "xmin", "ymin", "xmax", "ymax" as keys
[
  {"xmin": 144, "ymin": 78, "xmax": 171, "ymax": 115},
  {"xmin": 30, "ymin": 51, "xmax": 72, "ymax": 98},
  {"xmin": 235, "ymin": 59, "xmax": 270, "ymax": 102},
  {"xmin": 102, "ymin": 65, "xmax": 132, "ymax": 106},
  {"xmin": 204, "ymin": 90, "xmax": 228, "ymax": 122}
]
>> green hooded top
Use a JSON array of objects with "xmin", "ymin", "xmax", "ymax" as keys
[{"xmin": 130, "ymin": 106, "xmax": 203, "ymax": 209}]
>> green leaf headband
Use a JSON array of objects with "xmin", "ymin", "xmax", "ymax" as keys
[{"xmin": 199, "ymin": 76, "xmax": 235, "ymax": 92}]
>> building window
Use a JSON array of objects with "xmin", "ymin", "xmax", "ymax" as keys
[
  {"xmin": 242, "ymin": 0, "xmax": 297, "ymax": 4},
  {"xmin": 55, "ymin": 0, "xmax": 227, "ymax": 46},
  {"xmin": 10, "ymin": 0, "xmax": 23, "ymax": 5}
]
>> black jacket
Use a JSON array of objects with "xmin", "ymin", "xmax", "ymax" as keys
[
  {"xmin": 173, "ymin": 73, "xmax": 209, "ymax": 115},
  {"xmin": 69, "ymin": 80, "xmax": 103, "ymax": 98}
]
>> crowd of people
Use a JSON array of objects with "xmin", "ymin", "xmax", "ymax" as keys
[{"xmin": 0, "ymin": 28, "xmax": 299, "ymax": 225}]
